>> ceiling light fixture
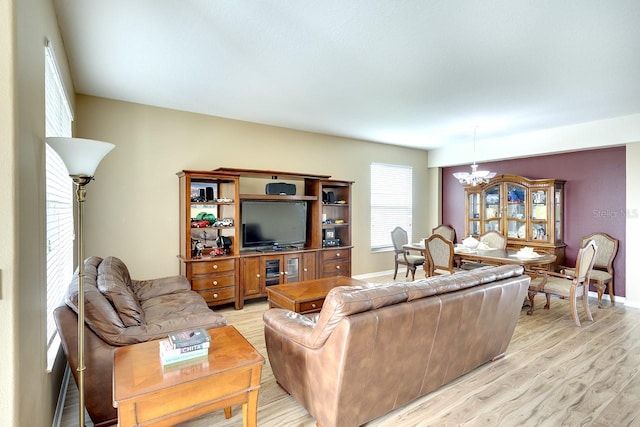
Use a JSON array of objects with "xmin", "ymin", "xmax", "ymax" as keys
[{"xmin": 452, "ymin": 127, "xmax": 496, "ymax": 186}]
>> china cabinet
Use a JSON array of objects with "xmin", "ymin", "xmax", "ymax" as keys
[{"xmin": 464, "ymin": 175, "xmax": 565, "ymax": 268}]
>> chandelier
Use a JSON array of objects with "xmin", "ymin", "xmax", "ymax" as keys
[{"xmin": 452, "ymin": 128, "xmax": 496, "ymax": 186}]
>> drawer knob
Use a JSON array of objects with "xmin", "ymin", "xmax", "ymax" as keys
[
  {"xmin": 213, "ymin": 293, "xmax": 218, "ymax": 298},
  {"xmin": 213, "ymin": 265, "xmax": 218, "ymax": 270},
  {"xmin": 212, "ymin": 280, "xmax": 218, "ymax": 286},
  {"xmin": 311, "ymin": 303, "xmax": 317, "ymax": 308},
  {"xmin": 256, "ymin": 274, "xmax": 261, "ymax": 278},
  {"xmin": 304, "ymin": 268, "xmax": 308, "ymax": 272},
  {"xmin": 336, "ymin": 265, "xmax": 341, "ymax": 270},
  {"xmin": 336, "ymin": 252, "xmax": 340, "ymax": 257}
]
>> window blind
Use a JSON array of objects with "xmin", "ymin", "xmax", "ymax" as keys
[
  {"xmin": 370, "ymin": 163, "xmax": 413, "ymax": 250},
  {"xmin": 45, "ymin": 42, "xmax": 74, "ymax": 349}
]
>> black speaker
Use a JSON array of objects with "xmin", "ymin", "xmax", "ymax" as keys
[
  {"xmin": 265, "ymin": 182, "xmax": 296, "ymax": 195},
  {"xmin": 206, "ymin": 187, "xmax": 215, "ymax": 201},
  {"xmin": 199, "ymin": 189, "xmax": 206, "ymax": 199},
  {"xmin": 327, "ymin": 191, "xmax": 335, "ymax": 203}
]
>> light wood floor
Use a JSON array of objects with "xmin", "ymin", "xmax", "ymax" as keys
[{"xmin": 61, "ymin": 272, "xmax": 640, "ymax": 427}]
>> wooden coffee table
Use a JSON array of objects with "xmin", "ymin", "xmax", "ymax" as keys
[
  {"xmin": 113, "ymin": 325, "xmax": 264, "ymax": 427},
  {"xmin": 267, "ymin": 276, "xmax": 365, "ymax": 314}
]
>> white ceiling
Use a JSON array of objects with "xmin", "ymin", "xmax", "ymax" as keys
[{"xmin": 53, "ymin": 0, "xmax": 640, "ymax": 150}]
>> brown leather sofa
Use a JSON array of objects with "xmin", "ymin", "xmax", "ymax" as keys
[
  {"xmin": 54, "ymin": 256, "xmax": 227, "ymax": 427},
  {"xmin": 264, "ymin": 265, "xmax": 530, "ymax": 427}
]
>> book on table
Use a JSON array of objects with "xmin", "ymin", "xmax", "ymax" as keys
[
  {"xmin": 159, "ymin": 339, "xmax": 209, "ymax": 365},
  {"xmin": 167, "ymin": 327, "xmax": 210, "ymax": 349}
]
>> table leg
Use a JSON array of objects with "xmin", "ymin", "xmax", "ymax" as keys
[
  {"xmin": 242, "ymin": 389, "xmax": 259, "ymax": 427},
  {"xmin": 224, "ymin": 406, "xmax": 232, "ymax": 419}
]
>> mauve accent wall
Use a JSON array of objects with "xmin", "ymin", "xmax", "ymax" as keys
[{"xmin": 442, "ymin": 146, "xmax": 626, "ymax": 297}]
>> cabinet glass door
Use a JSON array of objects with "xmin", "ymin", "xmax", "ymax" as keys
[
  {"xmin": 483, "ymin": 185, "xmax": 501, "ymax": 233},
  {"xmin": 531, "ymin": 189, "xmax": 549, "ymax": 241},
  {"xmin": 555, "ymin": 187, "xmax": 563, "ymax": 242},
  {"xmin": 265, "ymin": 259, "xmax": 281, "ymax": 286},
  {"xmin": 285, "ymin": 257, "xmax": 300, "ymax": 283},
  {"xmin": 506, "ymin": 184, "xmax": 526, "ymax": 239},
  {"xmin": 468, "ymin": 192, "xmax": 480, "ymax": 236}
]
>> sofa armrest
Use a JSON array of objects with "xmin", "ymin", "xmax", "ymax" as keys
[
  {"xmin": 262, "ymin": 309, "xmax": 318, "ymax": 348},
  {"xmin": 132, "ymin": 275, "xmax": 191, "ymax": 301}
]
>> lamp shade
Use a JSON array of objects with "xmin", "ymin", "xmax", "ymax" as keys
[{"xmin": 46, "ymin": 137, "xmax": 115, "ymax": 177}]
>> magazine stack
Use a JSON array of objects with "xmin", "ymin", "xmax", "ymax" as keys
[{"xmin": 159, "ymin": 328, "xmax": 211, "ymax": 366}]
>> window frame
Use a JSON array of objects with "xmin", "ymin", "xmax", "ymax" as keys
[{"xmin": 370, "ymin": 163, "xmax": 413, "ymax": 252}]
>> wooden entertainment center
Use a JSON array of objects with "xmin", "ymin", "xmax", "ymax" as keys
[{"xmin": 177, "ymin": 168, "xmax": 354, "ymax": 309}]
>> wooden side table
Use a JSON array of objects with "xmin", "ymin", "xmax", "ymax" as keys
[{"xmin": 113, "ymin": 325, "xmax": 264, "ymax": 427}]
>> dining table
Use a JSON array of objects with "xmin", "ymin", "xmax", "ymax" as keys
[{"xmin": 402, "ymin": 242, "xmax": 557, "ymax": 269}]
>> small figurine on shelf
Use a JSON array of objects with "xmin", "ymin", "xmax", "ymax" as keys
[{"xmin": 194, "ymin": 241, "xmax": 204, "ymax": 259}]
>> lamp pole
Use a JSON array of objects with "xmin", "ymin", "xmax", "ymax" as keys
[
  {"xmin": 73, "ymin": 175, "xmax": 92, "ymax": 426},
  {"xmin": 46, "ymin": 137, "xmax": 114, "ymax": 427}
]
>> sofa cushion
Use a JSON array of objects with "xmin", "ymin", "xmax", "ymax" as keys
[
  {"xmin": 97, "ymin": 256, "xmax": 145, "ymax": 327},
  {"xmin": 404, "ymin": 265, "xmax": 524, "ymax": 301},
  {"xmin": 305, "ymin": 283, "xmax": 408, "ymax": 348},
  {"xmin": 66, "ymin": 256, "xmax": 128, "ymax": 334}
]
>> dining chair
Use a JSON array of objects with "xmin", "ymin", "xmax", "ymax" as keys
[
  {"xmin": 527, "ymin": 239, "xmax": 598, "ymax": 327},
  {"xmin": 563, "ymin": 232, "xmax": 618, "ymax": 308},
  {"xmin": 460, "ymin": 230, "xmax": 507, "ymax": 270},
  {"xmin": 425, "ymin": 234, "xmax": 460, "ymax": 276},
  {"xmin": 390, "ymin": 226, "xmax": 425, "ymax": 281},
  {"xmin": 431, "ymin": 224, "xmax": 456, "ymax": 243}
]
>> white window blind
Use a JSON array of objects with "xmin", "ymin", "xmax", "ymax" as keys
[
  {"xmin": 45, "ymin": 42, "xmax": 74, "ymax": 349},
  {"xmin": 370, "ymin": 163, "xmax": 413, "ymax": 251}
]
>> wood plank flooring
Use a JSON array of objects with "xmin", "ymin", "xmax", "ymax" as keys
[{"xmin": 60, "ymin": 272, "xmax": 640, "ymax": 426}]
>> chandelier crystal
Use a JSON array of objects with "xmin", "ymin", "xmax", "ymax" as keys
[{"xmin": 452, "ymin": 128, "xmax": 496, "ymax": 186}]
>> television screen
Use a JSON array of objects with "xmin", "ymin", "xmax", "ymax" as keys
[{"xmin": 241, "ymin": 200, "xmax": 307, "ymax": 249}]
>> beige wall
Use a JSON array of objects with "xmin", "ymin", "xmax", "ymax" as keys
[
  {"xmin": 4, "ymin": 0, "xmax": 76, "ymax": 425},
  {"xmin": 0, "ymin": 0, "xmax": 17, "ymax": 425},
  {"xmin": 74, "ymin": 95, "xmax": 431, "ymax": 279},
  {"xmin": 626, "ymin": 143, "xmax": 640, "ymax": 307}
]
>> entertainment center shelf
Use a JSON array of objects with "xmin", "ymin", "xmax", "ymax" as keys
[
  {"xmin": 177, "ymin": 168, "xmax": 353, "ymax": 309},
  {"xmin": 240, "ymin": 194, "xmax": 318, "ymax": 201}
]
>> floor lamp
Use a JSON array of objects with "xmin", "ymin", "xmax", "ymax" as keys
[{"xmin": 46, "ymin": 137, "xmax": 114, "ymax": 426}]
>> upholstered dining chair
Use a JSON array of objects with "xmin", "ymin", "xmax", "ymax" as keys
[
  {"xmin": 460, "ymin": 230, "xmax": 508, "ymax": 270},
  {"xmin": 563, "ymin": 232, "xmax": 618, "ymax": 308},
  {"xmin": 425, "ymin": 234, "xmax": 460, "ymax": 276},
  {"xmin": 432, "ymin": 224, "xmax": 456, "ymax": 243},
  {"xmin": 391, "ymin": 226, "xmax": 425, "ymax": 281},
  {"xmin": 527, "ymin": 239, "xmax": 598, "ymax": 327}
]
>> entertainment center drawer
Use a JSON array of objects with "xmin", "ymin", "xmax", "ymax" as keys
[
  {"xmin": 321, "ymin": 248, "xmax": 350, "ymax": 262},
  {"xmin": 191, "ymin": 274, "xmax": 235, "ymax": 291},
  {"xmin": 322, "ymin": 259, "xmax": 350, "ymax": 276},
  {"xmin": 197, "ymin": 287, "xmax": 235, "ymax": 304},
  {"xmin": 191, "ymin": 259, "xmax": 236, "ymax": 275}
]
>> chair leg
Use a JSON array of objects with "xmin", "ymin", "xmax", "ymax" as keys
[
  {"xmin": 527, "ymin": 291, "xmax": 536, "ymax": 316},
  {"xmin": 570, "ymin": 287, "xmax": 581, "ymax": 327},
  {"xmin": 583, "ymin": 288, "xmax": 593, "ymax": 323},
  {"xmin": 544, "ymin": 293, "xmax": 551, "ymax": 310},
  {"xmin": 409, "ymin": 266, "xmax": 416, "ymax": 281},
  {"xmin": 608, "ymin": 279, "xmax": 615, "ymax": 305},
  {"xmin": 393, "ymin": 262, "xmax": 399, "ymax": 280},
  {"xmin": 595, "ymin": 281, "xmax": 604, "ymax": 309}
]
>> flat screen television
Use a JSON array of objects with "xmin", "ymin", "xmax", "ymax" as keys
[{"xmin": 241, "ymin": 200, "xmax": 307, "ymax": 250}]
